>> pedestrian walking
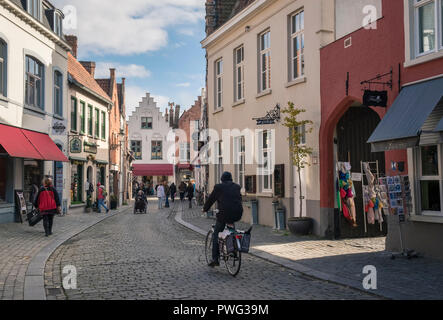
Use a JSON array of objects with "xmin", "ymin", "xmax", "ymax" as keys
[
  {"xmin": 186, "ymin": 182, "xmax": 194, "ymax": 209},
  {"xmin": 34, "ymin": 177, "xmax": 61, "ymax": 237},
  {"xmin": 157, "ymin": 183, "xmax": 165, "ymax": 209},
  {"xmin": 164, "ymin": 181, "xmax": 170, "ymax": 208},
  {"xmin": 97, "ymin": 183, "xmax": 109, "ymax": 213},
  {"xmin": 179, "ymin": 181, "xmax": 186, "ymax": 202},
  {"xmin": 170, "ymin": 183, "xmax": 177, "ymax": 202}
]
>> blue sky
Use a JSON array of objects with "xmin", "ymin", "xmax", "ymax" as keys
[{"xmin": 55, "ymin": 0, "xmax": 206, "ymax": 117}]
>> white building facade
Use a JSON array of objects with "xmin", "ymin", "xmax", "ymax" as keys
[
  {"xmin": 0, "ymin": 0, "xmax": 70, "ymax": 222},
  {"xmin": 128, "ymin": 93, "xmax": 176, "ymax": 189}
]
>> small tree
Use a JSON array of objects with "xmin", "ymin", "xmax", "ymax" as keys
[{"xmin": 282, "ymin": 102, "xmax": 313, "ymax": 218}]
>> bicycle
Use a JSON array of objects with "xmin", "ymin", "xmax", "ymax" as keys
[{"xmin": 205, "ymin": 222, "xmax": 252, "ymax": 277}]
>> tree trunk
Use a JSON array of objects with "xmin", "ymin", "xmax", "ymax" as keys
[{"xmin": 298, "ymin": 167, "xmax": 303, "ymax": 218}]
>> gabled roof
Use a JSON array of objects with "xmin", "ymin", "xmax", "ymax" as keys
[
  {"xmin": 96, "ymin": 79, "xmax": 111, "ymax": 97},
  {"xmin": 67, "ymin": 52, "xmax": 112, "ymax": 105}
]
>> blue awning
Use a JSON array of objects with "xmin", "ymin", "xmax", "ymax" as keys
[{"xmin": 368, "ymin": 77, "xmax": 443, "ymax": 151}]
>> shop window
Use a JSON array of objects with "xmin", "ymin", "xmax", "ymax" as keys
[
  {"xmin": 419, "ymin": 145, "xmax": 442, "ymax": 215},
  {"xmin": 71, "ymin": 163, "xmax": 83, "ymax": 204},
  {"xmin": 0, "ymin": 158, "xmax": 6, "ymax": 202}
]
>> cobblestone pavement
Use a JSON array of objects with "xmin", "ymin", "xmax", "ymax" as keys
[
  {"xmin": 45, "ymin": 200, "xmax": 378, "ymax": 300},
  {"xmin": 182, "ymin": 207, "xmax": 443, "ymax": 300},
  {"xmin": 0, "ymin": 208, "xmax": 124, "ymax": 300}
]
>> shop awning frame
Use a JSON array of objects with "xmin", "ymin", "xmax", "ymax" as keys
[
  {"xmin": 132, "ymin": 164, "xmax": 174, "ymax": 177},
  {"xmin": 368, "ymin": 77, "xmax": 443, "ymax": 151}
]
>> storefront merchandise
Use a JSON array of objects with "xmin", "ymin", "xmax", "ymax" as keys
[{"xmin": 337, "ymin": 162, "xmax": 357, "ymax": 227}]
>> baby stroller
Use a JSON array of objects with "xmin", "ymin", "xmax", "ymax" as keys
[{"xmin": 134, "ymin": 191, "xmax": 148, "ymax": 214}]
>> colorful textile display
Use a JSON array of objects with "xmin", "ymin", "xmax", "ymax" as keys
[
  {"xmin": 363, "ymin": 162, "xmax": 384, "ymax": 226},
  {"xmin": 337, "ymin": 162, "xmax": 357, "ymax": 227}
]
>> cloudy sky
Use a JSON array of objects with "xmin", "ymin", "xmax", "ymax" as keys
[{"xmin": 54, "ymin": 0, "xmax": 206, "ymax": 118}]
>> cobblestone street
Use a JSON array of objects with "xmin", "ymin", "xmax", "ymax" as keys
[{"xmin": 44, "ymin": 200, "xmax": 378, "ymax": 300}]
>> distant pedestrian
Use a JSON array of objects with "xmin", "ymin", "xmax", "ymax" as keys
[
  {"xmin": 186, "ymin": 182, "xmax": 194, "ymax": 209},
  {"xmin": 179, "ymin": 181, "xmax": 186, "ymax": 202},
  {"xmin": 97, "ymin": 184, "xmax": 109, "ymax": 214},
  {"xmin": 170, "ymin": 183, "xmax": 177, "ymax": 202},
  {"xmin": 164, "ymin": 181, "xmax": 170, "ymax": 208},
  {"xmin": 34, "ymin": 178, "xmax": 61, "ymax": 237},
  {"xmin": 157, "ymin": 184, "xmax": 165, "ymax": 209}
]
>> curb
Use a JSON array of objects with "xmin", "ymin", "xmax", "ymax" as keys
[
  {"xmin": 23, "ymin": 206, "xmax": 129, "ymax": 300},
  {"xmin": 175, "ymin": 208, "xmax": 393, "ymax": 300}
]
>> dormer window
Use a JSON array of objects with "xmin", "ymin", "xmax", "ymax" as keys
[
  {"xmin": 54, "ymin": 11, "xmax": 63, "ymax": 37},
  {"xmin": 27, "ymin": 0, "xmax": 42, "ymax": 21}
]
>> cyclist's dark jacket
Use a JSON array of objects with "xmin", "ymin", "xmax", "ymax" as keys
[{"xmin": 203, "ymin": 172, "xmax": 243, "ymax": 224}]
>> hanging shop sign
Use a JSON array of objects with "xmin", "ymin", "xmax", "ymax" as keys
[
  {"xmin": 70, "ymin": 137, "xmax": 82, "ymax": 154},
  {"xmin": 363, "ymin": 90, "xmax": 388, "ymax": 107},
  {"xmin": 253, "ymin": 104, "xmax": 281, "ymax": 125},
  {"xmin": 84, "ymin": 141, "xmax": 98, "ymax": 154},
  {"xmin": 52, "ymin": 119, "xmax": 67, "ymax": 135}
]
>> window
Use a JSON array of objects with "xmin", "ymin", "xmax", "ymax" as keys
[
  {"xmin": 180, "ymin": 143, "xmax": 190, "ymax": 162},
  {"xmin": 0, "ymin": 39, "xmax": 6, "ymax": 97},
  {"xmin": 27, "ymin": 0, "xmax": 42, "ymax": 21},
  {"xmin": 290, "ymin": 10, "xmax": 305, "ymax": 80},
  {"xmin": 234, "ymin": 46, "xmax": 244, "ymax": 102},
  {"xmin": 413, "ymin": 0, "xmax": 443, "ymax": 56},
  {"xmin": 234, "ymin": 136, "xmax": 246, "ymax": 190},
  {"xmin": 141, "ymin": 117, "xmax": 153, "ymax": 129},
  {"xmin": 151, "ymin": 141, "xmax": 162, "ymax": 160},
  {"xmin": 297, "ymin": 124, "xmax": 307, "ymax": 145},
  {"xmin": 215, "ymin": 58, "xmax": 223, "ymax": 109},
  {"xmin": 25, "ymin": 56, "xmax": 44, "ymax": 109},
  {"xmin": 419, "ymin": 145, "xmax": 442, "ymax": 215},
  {"xmin": 54, "ymin": 71, "xmax": 62, "ymax": 117},
  {"xmin": 101, "ymin": 111, "xmax": 106, "ymax": 140},
  {"xmin": 95, "ymin": 108, "xmax": 100, "ymax": 138},
  {"xmin": 131, "ymin": 141, "xmax": 142, "ymax": 160},
  {"xmin": 88, "ymin": 105, "xmax": 93, "ymax": 136},
  {"xmin": 259, "ymin": 30, "xmax": 271, "ymax": 92},
  {"xmin": 192, "ymin": 120, "xmax": 200, "ymax": 152},
  {"xmin": 80, "ymin": 101, "xmax": 86, "ymax": 134},
  {"xmin": 70, "ymin": 97, "xmax": 77, "ymax": 131},
  {"xmin": 54, "ymin": 12, "xmax": 63, "ymax": 37},
  {"xmin": 259, "ymin": 130, "xmax": 273, "ymax": 192},
  {"xmin": 215, "ymin": 141, "xmax": 223, "ymax": 184}
]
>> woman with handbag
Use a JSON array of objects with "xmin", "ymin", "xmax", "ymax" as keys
[{"xmin": 34, "ymin": 178, "xmax": 61, "ymax": 237}]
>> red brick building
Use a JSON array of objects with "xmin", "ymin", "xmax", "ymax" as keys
[{"xmin": 320, "ymin": 0, "xmax": 443, "ymax": 257}]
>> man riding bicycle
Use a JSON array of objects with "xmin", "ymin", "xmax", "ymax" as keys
[{"xmin": 203, "ymin": 172, "xmax": 243, "ymax": 267}]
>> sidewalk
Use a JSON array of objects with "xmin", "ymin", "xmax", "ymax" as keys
[
  {"xmin": 0, "ymin": 205, "xmax": 129, "ymax": 300},
  {"xmin": 177, "ymin": 205, "xmax": 443, "ymax": 300}
]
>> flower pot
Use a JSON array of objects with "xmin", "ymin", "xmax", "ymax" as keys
[
  {"xmin": 288, "ymin": 217, "xmax": 313, "ymax": 236},
  {"xmin": 110, "ymin": 200, "xmax": 118, "ymax": 210}
]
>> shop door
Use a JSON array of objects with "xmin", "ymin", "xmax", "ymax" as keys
[{"xmin": 336, "ymin": 107, "xmax": 387, "ymax": 238}]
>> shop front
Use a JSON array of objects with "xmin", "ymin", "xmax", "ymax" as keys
[{"xmin": 132, "ymin": 164, "xmax": 174, "ymax": 189}]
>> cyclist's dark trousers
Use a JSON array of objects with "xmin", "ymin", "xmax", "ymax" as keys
[{"xmin": 212, "ymin": 220, "xmax": 226, "ymax": 262}]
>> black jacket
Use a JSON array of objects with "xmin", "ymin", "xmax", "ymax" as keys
[
  {"xmin": 170, "ymin": 184, "xmax": 177, "ymax": 195},
  {"xmin": 186, "ymin": 185, "xmax": 194, "ymax": 199},
  {"xmin": 203, "ymin": 181, "xmax": 243, "ymax": 224}
]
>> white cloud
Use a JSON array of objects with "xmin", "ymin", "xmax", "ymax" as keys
[
  {"xmin": 56, "ymin": 0, "xmax": 205, "ymax": 56},
  {"xmin": 95, "ymin": 62, "xmax": 151, "ymax": 79},
  {"xmin": 176, "ymin": 82, "xmax": 191, "ymax": 87}
]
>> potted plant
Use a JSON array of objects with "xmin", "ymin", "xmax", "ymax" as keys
[
  {"xmin": 85, "ymin": 194, "xmax": 92, "ymax": 213},
  {"xmin": 110, "ymin": 195, "xmax": 118, "ymax": 210},
  {"xmin": 282, "ymin": 102, "xmax": 314, "ymax": 236}
]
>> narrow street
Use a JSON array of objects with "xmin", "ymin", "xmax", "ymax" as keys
[{"xmin": 44, "ymin": 201, "xmax": 377, "ymax": 300}]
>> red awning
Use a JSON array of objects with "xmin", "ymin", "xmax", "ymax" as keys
[
  {"xmin": 0, "ymin": 124, "xmax": 68, "ymax": 162},
  {"xmin": 177, "ymin": 163, "xmax": 193, "ymax": 170},
  {"xmin": 132, "ymin": 164, "xmax": 174, "ymax": 177}
]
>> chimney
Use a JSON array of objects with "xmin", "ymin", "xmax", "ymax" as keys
[
  {"xmin": 110, "ymin": 68, "xmax": 116, "ymax": 79},
  {"xmin": 169, "ymin": 104, "xmax": 174, "ymax": 128},
  {"xmin": 65, "ymin": 35, "xmax": 78, "ymax": 58},
  {"xmin": 80, "ymin": 61, "xmax": 96, "ymax": 77},
  {"xmin": 175, "ymin": 105, "xmax": 181, "ymax": 128}
]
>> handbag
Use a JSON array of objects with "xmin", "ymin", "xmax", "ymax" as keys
[{"xmin": 27, "ymin": 207, "xmax": 43, "ymax": 227}]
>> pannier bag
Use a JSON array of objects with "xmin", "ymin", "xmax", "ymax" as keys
[{"xmin": 240, "ymin": 233, "xmax": 251, "ymax": 253}]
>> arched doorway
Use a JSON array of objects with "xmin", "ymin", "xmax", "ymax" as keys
[{"xmin": 336, "ymin": 106, "xmax": 387, "ymax": 238}]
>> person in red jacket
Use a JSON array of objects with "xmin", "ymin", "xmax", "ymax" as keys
[{"xmin": 34, "ymin": 177, "xmax": 61, "ymax": 237}]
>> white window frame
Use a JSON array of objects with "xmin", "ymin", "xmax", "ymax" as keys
[
  {"xmin": 27, "ymin": 0, "xmax": 42, "ymax": 21},
  {"xmin": 53, "ymin": 70, "xmax": 63, "ymax": 117},
  {"xmin": 258, "ymin": 130, "xmax": 273, "ymax": 193},
  {"xmin": 215, "ymin": 58, "xmax": 223, "ymax": 109},
  {"xmin": 54, "ymin": 12, "xmax": 63, "ymax": 37},
  {"xmin": 259, "ymin": 30, "xmax": 271, "ymax": 93},
  {"xmin": 180, "ymin": 142, "xmax": 190, "ymax": 162},
  {"xmin": 151, "ymin": 140, "xmax": 163, "ymax": 160},
  {"xmin": 25, "ymin": 55, "xmax": 44, "ymax": 110},
  {"xmin": 413, "ymin": 0, "xmax": 443, "ymax": 58},
  {"xmin": 234, "ymin": 46, "xmax": 244, "ymax": 102},
  {"xmin": 417, "ymin": 144, "xmax": 443, "ymax": 216},
  {"xmin": 131, "ymin": 140, "xmax": 142, "ymax": 160},
  {"xmin": 234, "ymin": 136, "xmax": 246, "ymax": 191},
  {"xmin": 290, "ymin": 10, "xmax": 305, "ymax": 81}
]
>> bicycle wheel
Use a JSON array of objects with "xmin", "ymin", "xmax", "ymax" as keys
[
  {"xmin": 225, "ymin": 249, "xmax": 241, "ymax": 277},
  {"xmin": 205, "ymin": 230, "xmax": 214, "ymax": 265}
]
